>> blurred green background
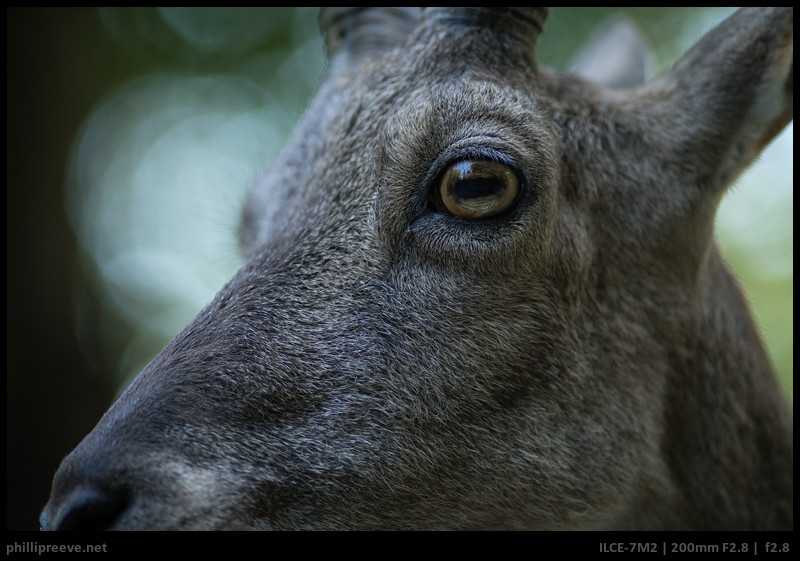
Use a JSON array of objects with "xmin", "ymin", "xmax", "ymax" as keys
[{"xmin": 7, "ymin": 7, "xmax": 792, "ymax": 531}]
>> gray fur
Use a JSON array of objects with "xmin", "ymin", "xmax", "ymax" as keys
[{"xmin": 41, "ymin": 7, "xmax": 792, "ymax": 530}]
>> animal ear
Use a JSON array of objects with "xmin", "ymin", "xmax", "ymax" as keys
[
  {"xmin": 648, "ymin": 7, "xmax": 792, "ymax": 192},
  {"xmin": 571, "ymin": 15, "xmax": 652, "ymax": 89}
]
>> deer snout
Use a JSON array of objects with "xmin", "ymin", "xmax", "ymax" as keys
[
  {"xmin": 40, "ymin": 434, "xmax": 260, "ymax": 531},
  {"xmin": 40, "ymin": 485, "xmax": 128, "ymax": 531},
  {"xmin": 40, "ymin": 442, "xmax": 140, "ymax": 531}
]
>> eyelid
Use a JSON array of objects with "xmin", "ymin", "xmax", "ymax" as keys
[{"xmin": 441, "ymin": 135, "xmax": 520, "ymax": 176}]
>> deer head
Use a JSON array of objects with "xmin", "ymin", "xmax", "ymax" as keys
[{"xmin": 41, "ymin": 7, "xmax": 792, "ymax": 530}]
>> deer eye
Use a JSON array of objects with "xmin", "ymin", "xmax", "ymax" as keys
[{"xmin": 437, "ymin": 159, "xmax": 520, "ymax": 219}]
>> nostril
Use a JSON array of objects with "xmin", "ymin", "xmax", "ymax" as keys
[{"xmin": 50, "ymin": 487, "xmax": 129, "ymax": 531}]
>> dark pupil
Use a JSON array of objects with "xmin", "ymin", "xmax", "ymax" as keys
[{"xmin": 455, "ymin": 177, "xmax": 502, "ymax": 200}]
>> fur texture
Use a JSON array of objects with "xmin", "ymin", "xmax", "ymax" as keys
[{"xmin": 41, "ymin": 7, "xmax": 792, "ymax": 530}]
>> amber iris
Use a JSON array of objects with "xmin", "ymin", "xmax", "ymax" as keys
[{"xmin": 438, "ymin": 160, "xmax": 520, "ymax": 219}]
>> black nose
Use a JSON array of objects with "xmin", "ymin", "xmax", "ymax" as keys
[{"xmin": 40, "ymin": 485, "xmax": 129, "ymax": 531}]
